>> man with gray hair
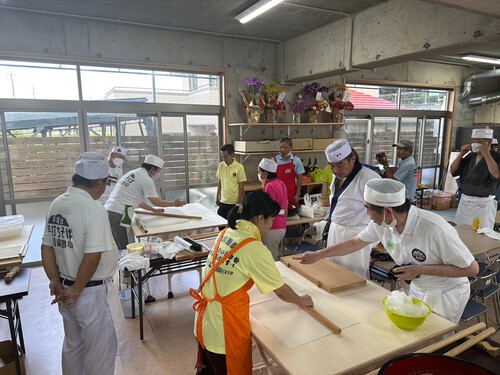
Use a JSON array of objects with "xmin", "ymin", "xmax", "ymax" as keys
[
  {"xmin": 450, "ymin": 127, "xmax": 500, "ymax": 229},
  {"xmin": 295, "ymin": 178, "xmax": 479, "ymax": 323},
  {"xmin": 42, "ymin": 152, "xmax": 131, "ymax": 374}
]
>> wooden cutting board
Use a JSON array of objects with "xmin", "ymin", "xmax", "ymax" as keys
[{"xmin": 280, "ymin": 255, "xmax": 366, "ymax": 293}]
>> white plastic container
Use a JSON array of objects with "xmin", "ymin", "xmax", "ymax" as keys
[
  {"xmin": 0, "ymin": 215, "xmax": 24, "ymax": 239},
  {"xmin": 118, "ymin": 287, "xmax": 146, "ymax": 318}
]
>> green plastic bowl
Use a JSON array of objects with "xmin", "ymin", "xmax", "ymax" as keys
[{"xmin": 382, "ymin": 296, "xmax": 431, "ymax": 331}]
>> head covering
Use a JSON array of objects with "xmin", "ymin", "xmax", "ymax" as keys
[
  {"xmin": 144, "ymin": 154, "xmax": 164, "ymax": 168},
  {"xmin": 392, "ymin": 138, "xmax": 414, "ymax": 149},
  {"xmin": 258, "ymin": 158, "xmax": 278, "ymax": 173},
  {"xmin": 325, "ymin": 139, "xmax": 352, "ymax": 163},
  {"xmin": 492, "ymin": 138, "xmax": 498, "ymax": 145},
  {"xmin": 364, "ymin": 179, "xmax": 406, "ymax": 207},
  {"xmin": 471, "ymin": 128, "xmax": 494, "ymax": 139},
  {"xmin": 74, "ymin": 152, "xmax": 109, "ymax": 179},
  {"xmin": 110, "ymin": 146, "xmax": 128, "ymax": 157}
]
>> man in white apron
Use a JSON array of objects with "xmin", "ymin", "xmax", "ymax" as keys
[
  {"xmin": 42, "ymin": 152, "xmax": 131, "ymax": 375},
  {"xmin": 295, "ymin": 179, "xmax": 479, "ymax": 323},
  {"xmin": 323, "ymin": 139, "xmax": 381, "ymax": 278},
  {"xmin": 450, "ymin": 127, "xmax": 500, "ymax": 230}
]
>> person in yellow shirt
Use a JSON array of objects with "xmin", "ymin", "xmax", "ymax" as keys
[
  {"xmin": 191, "ymin": 191, "xmax": 313, "ymax": 375},
  {"xmin": 216, "ymin": 144, "xmax": 247, "ymax": 219}
]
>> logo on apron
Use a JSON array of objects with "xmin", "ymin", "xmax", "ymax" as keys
[{"xmin": 411, "ymin": 248, "xmax": 426, "ymax": 262}]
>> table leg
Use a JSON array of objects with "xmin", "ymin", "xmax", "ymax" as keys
[
  {"xmin": 253, "ymin": 340, "xmax": 276, "ymax": 375},
  {"xmin": 138, "ymin": 269, "xmax": 144, "ymax": 341},
  {"xmin": 6, "ymin": 300, "xmax": 22, "ymax": 375}
]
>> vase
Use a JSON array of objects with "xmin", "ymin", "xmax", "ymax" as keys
[
  {"xmin": 292, "ymin": 113, "xmax": 301, "ymax": 124},
  {"xmin": 331, "ymin": 110, "xmax": 344, "ymax": 123},
  {"xmin": 265, "ymin": 107, "xmax": 278, "ymax": 123},
  {"xmin": 246, "ymin": 106, "xmax": 261, "ymax": 124},
  {"xmin": 334, "ymin": 125, "xmax": 347, "ymax": 139},
  {"xmin": 307, "ymin": 109, "xmax": 320, "ymax": 123}
]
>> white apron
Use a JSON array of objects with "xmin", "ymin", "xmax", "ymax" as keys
[
  {"xmin": 455, "ymin": 194, "xmax": 496, "ymax": 229},
  {"xmin": 106, "ymin": 279, "xmax": 133, "ymax": 367},
  {"xmin": 327, "ymin": 222, "xmax": 373, "ymax": 279},
  {"xmin": 410, "ymin": 279, "xmax": 470, "ymax": 324}
]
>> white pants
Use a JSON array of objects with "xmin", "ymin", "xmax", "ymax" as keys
[
  {"xmin": 59, "ymin": 283, "xmax": 117, "ymax": 375},
  {"xmin": 262, "ymin": 229, "xmax": 286, "ymax": 260},
  {"xmin": 327, "ymin": 223, "xmax": 372, "ymax": 279}
]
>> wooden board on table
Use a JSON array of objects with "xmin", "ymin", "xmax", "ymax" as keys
[{"xmin": 280, "ymin": 255, "xmax": 366, "ymax": 293}]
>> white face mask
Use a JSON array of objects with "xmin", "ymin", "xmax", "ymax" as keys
[
  {"xmin": 257, "ymin": 172, "xmax": 265, "ymax": 183},
  {"xmin": 471, "ymin": 142, "xmax": 481, "ymax": 153},
  {"xmin": 151, "ymin": 171, "xmax": 161, "ymax": 181},
  {"xmin": 112, "ymin": 157, "xmax": 123, "ymax": 168},
  {"xmin": 380, "ymin": 209, "xmax": 401, "ymax": 258}
]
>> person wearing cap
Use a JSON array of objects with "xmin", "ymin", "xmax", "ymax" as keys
[
  {"xmin": 491, "ymin": 138, "xmax": 498, "ymax": 153},
  {"xmin": 295, "ymin": 179, "xmax": 479, "ymax": 324},
  {"xmin": 41, "ymin": 152, "xmax": 131, "ymax": 374},
  {"xmin": 105, "ymin": 154, "xmax": 186, "ymax": 250},
  {"xmin": 274, "ymin": 137, "xmax": 305, "ymax": 211},
  {"xmin": 98, "ymin": 145, "xmax": 128, "ymax": 204},
  {"xmin": 322, "ymin": 139, "xmax": 381, "ymax": 278},
  {"xmin": 450, "ymin": 127, "xmax": 500, "ymax": 230},
  {"xmin": 258, "ymin": 158, "xmax": 288, "ymax": 260},
  {"xmin": 376, "ymin": 138, "xmax": 417, "ymax": 204},
  {"xmin": 216, "ymin": 144, "xmax": 247, "ymax": 220}
]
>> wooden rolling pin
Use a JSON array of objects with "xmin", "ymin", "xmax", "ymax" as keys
[
  {"xmin": 134, "ymin": 217, "xmax": 149, "ymax": 234},
  {"xmin": 134, "ymin": 209, "xmax": 202, "ymax": 220},
  {"xmin": 303, "ymin": 306, "xmax": 342, "ymax": 335}
]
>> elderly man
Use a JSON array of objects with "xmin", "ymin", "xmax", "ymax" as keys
[
  {"xmin": 376, "ymin": 138, "xmax": 417, "ymax": 204},
  {"xmin": 323, "ymin": 139, "xmax": 381, "ymax": 278},
  {"xmin": 41, "ymin": 152, "xmax": 130, "ymax": 374},
  {"xmin": 105, "ymin": 154, "xmax": 186, "ymax": 250},
  {"xmin": 274, "ymin": 137, "xmax": 305, "ymax": 210},
  {"xmin": 295, "ymin": 179, "xmax": 479, "ymax": 323},
  {"xmin": 98, "ymin": 145, "xmax": 128, "ymax": 204},
  {"xmin": 450, "ymin": 128, "xmax": 500, "ymax": 229}
]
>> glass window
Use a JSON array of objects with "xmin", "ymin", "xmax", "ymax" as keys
[
  {"xmin": 0, "ymin": 60, "xmax": 78, "ymax": 100},
  {"xmin": 347, "ymin": 85, "xmax": 398, "ymax": 110},
  {"xmin": 81, "ymin": 66, "xmax": 220, "ymax": 105},
  {"xmin": 343, "ymin": 118, "xmax": 370, "ymax": 163},
  {"xmin": 371, "ymin": 117, "xmax": 398, "ymax": 165},
  {"xmin": 400, "ymin": 88, "xmax": 449, "ymax": 110},
  {"xmin": 4, "ymin": 112, "xmax": 80, "ymax": 199}
]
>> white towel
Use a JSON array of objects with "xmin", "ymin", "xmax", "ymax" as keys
[
  {"xmin": 118, "ymin": 252, "xmax": 150, "ymax": 271},
  {"xmin": 476, "ymin": 227, "xmax": 500, "ymax": 240}
]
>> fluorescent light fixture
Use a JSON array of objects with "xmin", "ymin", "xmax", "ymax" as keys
[
  {"xmin": 235, "ymin": 0, "xmax": 284, "ymax": 24},
  {"xmin": 462, "ymin": 55, "xmax": 500, "ymax": 65}
]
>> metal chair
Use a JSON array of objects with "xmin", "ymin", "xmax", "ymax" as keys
[
  {"xmin": 460, "ymin": 269, "xmax": 499, "ymax": 327},
  {"xmin": 475, "ymin": 258, "xmax": 500, "ymax": 324},
  {"xmin": 285, "ymin": 224, "xmax": 326, "ymax": 254}
]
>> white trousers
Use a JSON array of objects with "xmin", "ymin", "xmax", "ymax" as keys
[{"xmin": 59, "ymin": 283, "xmax": 118, "ymax": 375}]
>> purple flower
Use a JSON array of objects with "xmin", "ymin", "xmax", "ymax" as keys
[
  {"xmin": 303, "ymin": 82, "xmax": 329, "ymax": 98},
  {"xmin": 287, "ymin": 97, "xmax": 317, "ymax": 114},
  {"xmin": 244, "ymin": 77, "xmax": 265, "ymax": 88}
]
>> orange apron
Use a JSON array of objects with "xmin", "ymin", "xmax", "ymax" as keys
[{"xmin": 191, "ymin": 229, "xmax": 257, "ymax": 375}]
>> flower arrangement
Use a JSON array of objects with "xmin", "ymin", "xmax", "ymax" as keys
[
  {"xmin": 240, "ymin": 76, "xmax": 265, "ymax": 109},
  {"xmin": 262, "ymin": 81, "xmax": 286, "ymax": 114},
  {"xmin": 287, "ymin": 95, "xmax": 317, "ymax": 114},
  {"xmin": 303, "ymin": 81, "xmax": 329, "ymax": 112},
  {"xmin": 328, "ymin": 83, "xmax": 354, "ymax": 111}
]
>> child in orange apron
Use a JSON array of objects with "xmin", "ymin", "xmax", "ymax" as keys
[{"xmin": 191, "ymin": 191, "xmax": 313, "ymax": 375}]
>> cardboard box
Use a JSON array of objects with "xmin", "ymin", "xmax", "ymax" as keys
[
  {"xmin": 233, "ymin": 140, "xmax": 279, "ymax": 152},
  {"xmin": 432, "ymin": 191, "xmax": 452, "ymax": 210},
  {"xmin": 292, "ymin": 138, "xmax": 313, "ymax": 150},
  {"xmin": 0, "ymin": 341, "xmax": 25, "ymax": 375},
  {"xmin": 313, "ymin": 138, "xmax": 337, "ymax": 150}
]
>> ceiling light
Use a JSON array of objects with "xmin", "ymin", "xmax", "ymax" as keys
[
  {"xmin": 235, "ymin": 0, "xmax": 284, "ymax": 24},
  {"xmin": 461, "ymin": 55, "xmax": 500, "ymax": 65}
]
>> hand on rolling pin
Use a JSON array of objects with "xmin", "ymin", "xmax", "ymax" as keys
[
  {"xmin": 293, "ymin": 251, "xmax": 321, "ymax": 264},
  {"xmin": 171, "ymin": 199, "xmax": 186, "ymax": 207},
  {"xmin": 299, "ymin": 294, "xmax": 314, "ymax": 308}
]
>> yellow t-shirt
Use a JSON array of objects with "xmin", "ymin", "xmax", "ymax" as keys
[
  {"xmin": 194, "ymin": 220, "xmax": 284, "ymax": 354},
  {"xmin": 216, "ymin": 160, "xmax": 247, "ymax": 204}
]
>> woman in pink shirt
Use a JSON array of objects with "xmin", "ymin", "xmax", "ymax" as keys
[{"xmin": 258, "ymin": 158, "xmax": 288, "ymax": 260}]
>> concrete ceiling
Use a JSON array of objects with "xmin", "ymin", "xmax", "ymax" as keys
[{"xmin": 2, "ymin": 0, "xmax": 500, "ymax": 69}]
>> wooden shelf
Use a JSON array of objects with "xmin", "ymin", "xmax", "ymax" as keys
[{"xmin": 235, "ymin": 149, "xmax": 327, "ymax": 157}]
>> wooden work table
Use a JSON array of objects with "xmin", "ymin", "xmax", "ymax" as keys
[
  {"xmin": 454, "ymin": 224, "xmax": 500, "ymax": 257},
  {"xmin": 250, "ymin": 262, "xmax": 457, "ymax": 375}
]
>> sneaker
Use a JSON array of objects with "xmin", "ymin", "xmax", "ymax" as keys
[{"xmin": 145, "ymin": 295, "xmax": 156, "ymax": 304}]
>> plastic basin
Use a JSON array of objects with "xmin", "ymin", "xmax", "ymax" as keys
[
  {"xmin": 382, "ymin": 296, "xmax": 431, "ymax": 330},
  {"xmin": 0, "ymin": 215, "xmax": 24, "ymax": 239}
]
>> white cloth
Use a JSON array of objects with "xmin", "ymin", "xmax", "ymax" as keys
[
  {"xmin": 454, "ymin": 194, "xmax": 497, "ymax": 230},
  {"xmin": 326, "ymin": 166, "xmax": 381, "ymax": 278},
  {"xmin": 98, "ymin": 165, "xmax": 124, "ymax": 204},
  {"xmin": 118, "ymin": 252, "xmax": 150, "ymax": 271},
  {"xmin": 358, "ymin": 206, "xmax": 475, "ymax": 323},
  {"xmin": 477, "ymin": 227, "xmax": 500, "ymax": 240},
  {"xmin": 42, "ymin": 187, "xmax": 118, "ymax": 280},
  {"xmin": 105, "ymin": 167, "xmax": 159, "ymax": 215}
]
